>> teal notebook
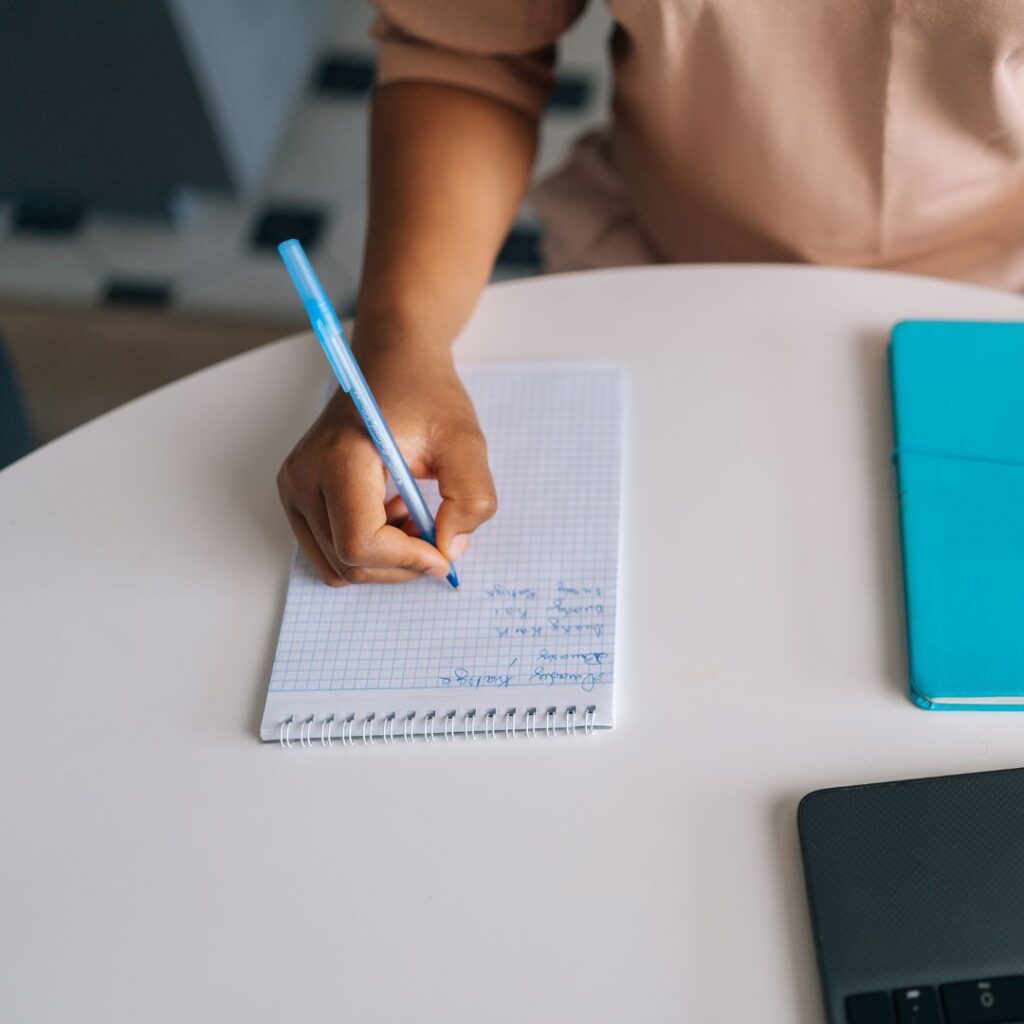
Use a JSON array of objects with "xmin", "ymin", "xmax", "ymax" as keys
[{"xmin": 890, "ymin": 321, "xmax": 1024, "ymax": 710}]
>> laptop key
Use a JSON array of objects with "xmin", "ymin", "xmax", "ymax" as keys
[
  {"xmin": 847, "ymin": 991, "xmax": 896, "ymax": 1023},
  {"xmin": 894, "ymin": 987, "xmax": 941, "ymax": 1023},
  {"xmin": 941, "ymin": 976, "xmax": 1024, "ymax": 1023}
]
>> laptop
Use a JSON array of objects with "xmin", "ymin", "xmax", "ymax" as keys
[{"xmin": 799, "ymin": 768, "xmax": 1024, "ymax": 1023}]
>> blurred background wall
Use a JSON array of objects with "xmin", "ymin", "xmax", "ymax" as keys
[{"xmin": 0, "ymin": 0, "xmax": 611, "ymax": 462}]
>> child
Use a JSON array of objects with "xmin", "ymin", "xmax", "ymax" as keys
[{"xmin": 279, "ymin": 1, "xmax": 1024, "ymax": 584}]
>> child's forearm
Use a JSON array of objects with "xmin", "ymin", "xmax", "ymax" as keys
[
  {"xmin": 353, "ymin": 81, "xmax": 539, "ymax": 355},
  {"xmin": 278, "ymin": 81, "xmax": 528, "ymax": 586}
]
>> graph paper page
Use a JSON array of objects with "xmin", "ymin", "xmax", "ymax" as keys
[{"xmin": 261, "ymin": 363, "xmax": 623, "ymax": 740}]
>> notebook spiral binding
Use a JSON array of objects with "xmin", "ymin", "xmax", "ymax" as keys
[{"xmin": 278, "ymin": 704, "xmax": 599, "ymax": 749}]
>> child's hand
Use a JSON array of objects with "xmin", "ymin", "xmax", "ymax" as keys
[{"xmin": 277, "ymin": 341, "xmax": 497, "ymax": 586}]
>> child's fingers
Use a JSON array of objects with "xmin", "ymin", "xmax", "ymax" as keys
[
  {"xmin": 384, "ymin": 495, "xmax": 421, "ymax": 538},
  {"xmin": 433, "ymin": 430, "xmax": 497, "ymax": 560},
  {"xmin": 384, "ymin": 494, "xmax": 410, "ymax": 525},
  {"xmin": 288, "ymin": 488, "xmax": 445, "ymax": 583},
  {"xmin": 332, "ymin": 565, "xmax": 428, "ymax": 585},
  {"xmin": 322, "ymin": 450, "xmax": 451, "ymax": 577},
  {"xmin": 283, "ymin": 506, "xmax": 346, "ymax": 586},
  {"xmin": 278, "ymin": 462, "xmax": 349, "ymax": 584},
  {"xmin": 279, "ymin": 400, "xmax": 490, "ymax": 585},
  {"xmin": 283, "ymin": 508, "xmax": 428, "ymax": 585}
]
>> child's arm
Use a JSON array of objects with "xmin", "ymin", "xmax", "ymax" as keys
[{"xmin": 277, "ymin": 81, "xmax": 538, "ymax": 585}]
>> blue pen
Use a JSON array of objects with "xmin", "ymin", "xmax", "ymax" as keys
[{"xmin": 278, "ymin": 239, "xmax": 459, "ymax": 589}]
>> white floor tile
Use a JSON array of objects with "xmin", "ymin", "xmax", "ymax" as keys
[
  {"xmin": 78, "ymin": 193, "xmax": 248, "ymax": 284},
  {"xmin": 179, "ymin": 250, "xmax": 354, "ymax": 320},
  {"xmin": 322, "ymin": 0, "xmax": 376, "ymax": 48},
  {"xmin": 0, "ymin": 237, "xmax": 100, "ymax": 304},
  {"xmin": 263, "ymin": 101, "xmax": 369, "ymax": 208},
  {"xmin": 323, "ymin": 201, "xmax": 367, "ymax": 281},
  {"xmin": 560, "ymin": 2, "xmax": 614, "ymax": 67}
]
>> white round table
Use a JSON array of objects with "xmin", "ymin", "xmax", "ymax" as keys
[{"xmin": 4, "ymin": 267, "xmax": 1024, "ymax": 1023}]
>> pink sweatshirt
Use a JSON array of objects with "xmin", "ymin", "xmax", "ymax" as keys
[{"xmin": 373, "ymin": 1, "xmax": 1024, "ymax": 289}]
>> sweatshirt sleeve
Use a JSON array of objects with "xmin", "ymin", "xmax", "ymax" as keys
[{"xmin": 371, "ymin": 1, "xmax": 588, "ymax": 118}]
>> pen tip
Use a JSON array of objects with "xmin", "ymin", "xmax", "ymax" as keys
[{"xmin": 446, "ymin": 567, "xmax": 460, "ymax": 590}]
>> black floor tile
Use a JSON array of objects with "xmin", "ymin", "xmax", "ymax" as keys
[
  {"xmin": 314, "ymin": 52, "xmax": 375, "ymax": 96},
  {"xmin": 549, "ymin": 73, "xmax": 593, "ymax": 112},
  {"xmin": 11, "ymin": 198, "xmax": 86, "ymax": 236},
  {"xmin": 251, "ymin": 205, "xmax": 326, "ymax": 252},
  {"xmin": 102, "ymin": 278, "xmax": 174, "ymax": 307},
  {"xmin": 497, "ymin": 225, "xmax": 542, "ymax": 269}
]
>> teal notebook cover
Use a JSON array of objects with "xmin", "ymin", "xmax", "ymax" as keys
[{"xmin": 890, "ymin": 321, "xmax": 1024, "ymax": 710}]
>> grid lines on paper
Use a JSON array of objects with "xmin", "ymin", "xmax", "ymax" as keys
[{"xmin": 268, "ymin": 364, "xmax": 622, "ymax": 704}]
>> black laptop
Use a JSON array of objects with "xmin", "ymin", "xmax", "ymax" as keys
[{"xmin": 799, "ymin": 768, "xmax": 1024, "ymax": 1023}]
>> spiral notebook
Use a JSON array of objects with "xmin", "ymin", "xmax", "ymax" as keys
[{"xmin": 261, "ymin": 362, "xmax": 625, "ymax": 747}]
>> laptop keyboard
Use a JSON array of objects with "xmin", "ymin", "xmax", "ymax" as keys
[{"xmin": 847, "ymin": 976, "xmax": 1024, "ymax": 1023}]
